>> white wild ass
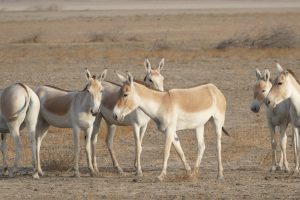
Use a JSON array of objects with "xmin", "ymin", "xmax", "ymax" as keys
[
  {"xmin": 250, "ymin": 68, "xmax": 290, "ymax": 172},
  {"xmin": 35, "ymin": 69, "xmax": 107, "ymax": 177},
  {"xmin": 113, "ymin": 72, "xmax": 229, "ymax": 181},
  {"xmin": 266, "ymin": 63, "xmax": 300, "ymax": 172},
  {"xmin": 0, "ymin": 83, "xmax": 40, "ymax": 178},
  {"xmin": 91, "ymin": 58, "xmax": 165, "ymax": 176}
]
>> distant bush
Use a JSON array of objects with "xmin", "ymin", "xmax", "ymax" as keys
[
  {"xmin": 216, "ymin": 25, "xmax": 299, "ymax": 49},
  {"xmin": 89, "ymin": 31, "xmax": 120, "ymax": 42},
  {"xmin": 15, "ymin": 33, "xmax": 41, "ymax": 43}
]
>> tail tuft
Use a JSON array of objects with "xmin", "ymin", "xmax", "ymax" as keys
[{"xmin": 222, "ymin": 127, "xmax": 230, "ymax": 136}]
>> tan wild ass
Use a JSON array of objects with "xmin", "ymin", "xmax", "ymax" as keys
[
  {"xmin": 0, "ymin": 83, "xmax": 40, "ymax": 178},
  {"xmin": 266, "ymin": 63, "xmax": 300, "ymax": 172},
  {"xmin": 35, "ymin": 69, "xmax": 107, "ymax": 177},
  {"xmin": 113, "ymin": 72, "xmax": 229, "ymax": 181},
  {"xmin": 251, "ymin": 68, "xmax": 290, "ymax": 172},
  {"xmin": 91, "ymin": 58, "xmax": 165, "ymax": 176}
]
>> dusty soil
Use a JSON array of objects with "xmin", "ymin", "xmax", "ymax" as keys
[{"xmin": 0, "ymin": 1, "xmax": 300, "ymax": 199}]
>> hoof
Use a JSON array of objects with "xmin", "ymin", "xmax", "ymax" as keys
[
  {"xmin": 74, "ymin": 172, "xmax": 81, "ymax": 178},
  {"xmin": 217, "ymin": 175, "xmax": 224, "ymax": 181},
  {"xmin": 269, "ymin": 165, "xmax": 277, "ymax": 172},
  {"xmin": 117, "ymin": 168, "xmax": 124, "ymax": 175},
  {"xmin": 32, "ymin": 173, "xmax": 40, "ymax": 179},
  {"xmin": 38, "ymin": 170, "xmax": 45, "ymax": 176},
  {"xmin": 2, "ymin": 168, "xmax": 9, "ymax": 176},
  {"xmin": 135, "ymin": 170, "xmax": 143, "ymax": 177},
  {"xmin": 156, "ymin": 174, "xmax": 166, "ymax": 182}
]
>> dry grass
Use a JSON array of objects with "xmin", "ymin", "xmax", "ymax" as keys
[
  {"xmin": 216, "ymin": 25, "xmax": 300, "ymax": 49},
  {"xmin": 89, "ymin": 31, "xmax": 121, "ymax": 43},
  {"xmin": 14, "ymin": 32, "xmax": 41, "ymax": 44}
]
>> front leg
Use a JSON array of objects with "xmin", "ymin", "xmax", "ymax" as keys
[
  {"xmin": 279, "ymin": 123, "xmax": 289, "ymax": 172},
  {"xmin": 73, "ymin": 126, "xmax": 81, "ymax": 177},
  {"xmin": 91, "ymin": 115, "xmax": 102, "ymax": 173},
  {"xmin": 269, "ymin": 125, "xmax": 277, "ymax": 172},
  {"xmin": 84, "ymin": 126, "xmax": 95, "ymax": 176},
  {"xmin": 294, "ymin": 127, "xmax": 300, "ymax": 173},
  {"xmin": 133, "ymin": 124, "xmax": 143, "ymax": 176},
  {"xmin": 157, "ymin": 127, "xmax": 175, "ymax": 182}
]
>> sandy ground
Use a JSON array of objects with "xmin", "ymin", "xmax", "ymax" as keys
[{"xmin": 0, "ymin": 1, "xmax": 300, "ymax": 199}]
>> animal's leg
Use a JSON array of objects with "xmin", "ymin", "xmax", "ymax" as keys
[
  {"xmin": 106, "ymin": 124, "xmax": 123, "ymax": 173},
  {"xmin": 91, "ymin": 115, "xmax": 102, "ymax": 173},
  {"xmin": 269, "ymin": 125, "xmax": 277, "ymax": 172},
  {"xmin": 36, "ymin": 119, "xmax": 49, "ymax": 176},
  {"xmin": 73, "ymin": 126, "xmax": 81, "ymax": 177},
  {"xmin": 0, "ymin": 134, "xmax": 8, "ymax": 176},
  {"xmin": 134, "ymin": 124, "xmax": 147, "ymax": 170},
  {"xmin": 157, "ymin": 127, "xmax": 174, "ymax": 182},
  {"xmin": 84, "ymin": 126, "xmax": 95, "ymax": 176},
  {"xmin": 172, "ymin": 132, "xmax": 191, "ymax": 176},
  {"xmin": 193, "ymin": 126, "xmax": 205, "ymax": 176},
  {"xmin": 133, "ymin": 124, "xmax": 143, "ymax": 176},
  {"xmin": 25, "ymin": 117, "xmax": 39, "ymax": 179},
  {"xmin": 294, "ymin": 127, "xmax": 300, "ymax": 173},
  {"xmin": 213, "ymin": 118, "xmax": 224, "ymax": 179},
  {"xmin": 10, "ymin": 127, "xmax": 22, "ymax": 177},
  {"xmin": 279, "ymin": 123, "xmax": 289, "ymax": 172}
]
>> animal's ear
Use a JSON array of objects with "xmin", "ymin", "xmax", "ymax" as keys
[
  {"xmin": 284, "ymin": 70, "xmax": 289, "ymax": 76},
  {"xmin": 255, "ymin": 68, "xmax": 262, "ymax": 80},
  {"xmin": 144, "ymin": 58, "xmax": 151, "ymax": 73},
  {"xmin": 275, "ymin": 62, "xmax": 284, "ymax": 73},
  {"xmin": 85, "ymin": 68, "xmax": 92, "ymax": 80},
  {"xmin": 115, "ymin": 71, "xmax": 127, "ymax": 83},
  {"xmin": 263, "ymin": 69, "xmax": 270, "ymax": 82},
  {"xmin": 127, "ymin": 72, "xmax": 134, "ymax": 85},
  {"xmin": 98, "ymin": 69, "xmax": 107, "ymax": 82},
  {"xmin": 157, "ymin": 58, "xmax": 165, "ymax": 72}
]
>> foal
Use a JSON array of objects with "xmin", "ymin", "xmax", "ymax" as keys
[
  {"xmin": 0, "ymin": 83, "xmax": 40, "ymax": 178},
  {"xmin": 35, "ymin": 69, "xmax": 107, "ymax": 177},
  {"xmin": 91, "ymin": 58, "xmax": 165, "ymax": 176},
  {"xmin": 250, "ymin": 68, "xmax": 290, "ymax": 172},
  {"xmin": 113, "ymin": 72, "xmax": 229, "ymax": 181}
]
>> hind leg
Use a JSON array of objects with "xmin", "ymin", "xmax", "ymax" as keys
[
  {"xmin": 0, "ymin": 133, "xmax": 8, "ymax": 176},
  {"xmin": 213, "ymin": 118, "xmax": 224, "ymax": 179},
  {"xmin": 294, "ymin": 127, "xmax": 300, "ymax": 173},
  {"xmin": 9, "ymin": 126, "xmax": 22, "ymax": 177},
  {"xmin": 193, "ymin": 126, "xmax": 205, "ymax": 176},
  {"xmin": 36, "ymin": 118, "xmax": 49, "ymax": 176}
]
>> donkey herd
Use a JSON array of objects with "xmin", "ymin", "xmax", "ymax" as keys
[{"xmin": 0, "ymin": 59, "xmax": 299, "ymax": 182}]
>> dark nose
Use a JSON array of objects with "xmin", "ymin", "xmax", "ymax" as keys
[
  {"xmin": 113, "ymin": 113, "xmax": 118, "ymax": 120},
  {"xmin": 251, "ymin": 106, "xmax": 259, "ymax": 113},
  {"xmin": 91, "ymin": 109, "xmax": 98, "ymax": 117}
]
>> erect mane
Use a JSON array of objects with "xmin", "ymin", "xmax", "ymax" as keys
[{"xmin": 287, "ymin": 69, "xmax": 300, "ymax": 85}]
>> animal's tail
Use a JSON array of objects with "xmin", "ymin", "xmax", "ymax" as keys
[
  {"xmin": 222, "ymin": 127, "xmax": 230, "ymax": 136},
  {"xmin": 8, "ymin": 83, "xmax": 30, "ymax": 120}
]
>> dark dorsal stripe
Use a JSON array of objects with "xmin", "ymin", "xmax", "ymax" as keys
[
  {"xmin": 44, "ymin": 85, "xmax": 74, "ymax": 92},
  {"xmin": 287, "ymin": 69, "xmax": 300, "ymax": 85},
  {"xmin": 104, "ymin": 80, "xmax": 122, "ymax": 87}
]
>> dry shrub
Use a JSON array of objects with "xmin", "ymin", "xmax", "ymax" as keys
[
  {"xmin": 40, "ymin": 146, "xmax": 75, "ymax": 172},
  {"xmin": 151, "ymin": 37, "xmax": 171, "ymax": 51},
  {"xmin": 89, "ymin": 31, "xmax": 120, "ymax": 43},
  {"xmin": 27, "ymin": 4, "xmax": 60, "ymax": 11},
  {"xmin": 216, "ymin": 25, "xmax": 299, "ymax": 49},
  {"xmin": 127, "ymin": 34, "xmax": 142, "ymax": 42},
  {"xmin": 15, "ymin": 33, "xmax": 41, "ymax": 43}
]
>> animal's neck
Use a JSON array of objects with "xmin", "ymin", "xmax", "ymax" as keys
[
  {"xmin": 76, "ymin": 90, "xmax": 91, "ymax": 112},
  {"xmin": 134, "ymin": 83, "xmax": 170, "ymax": 124},
  {"xmin": 288, "ymin": 75, "xmax": 300, "ymax": 112}
]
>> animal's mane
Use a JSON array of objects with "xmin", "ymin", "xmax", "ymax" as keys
[
  {"xmin": 287, "ymin": 69, "xmax": 300, "ymax": 85},
  {"xmin": 104, "ymin": 80, "xmax": 122, "ymax": 87},
  {"xmin": 44, "ymin": 85, "xmax": 74, "ymax": 92},
  {"xmin": 134, "ymin": 79, "xmax": 149, "ymax": 87}
]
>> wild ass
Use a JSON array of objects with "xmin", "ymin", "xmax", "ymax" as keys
[
  {"xmin": 35, "ymin": 69, "xmax": 107, "ymax": 177},
  {"xmin": 0, "ymin": 83, "xmax": 40, "ymax": 178},
  {"xmin": 250, "ymin": 68, "xmax": 290, "ymax": 172},
  {"xmin": 91, "ymin": 58, "xmax": 165, "ymax": 176},
  {"xmin": 266, "ymin": 63, "xmax": 300, "ymax": 172},
  {"xmin": 113, "ymin": 72, "xmax": 229, "ymax": 181}
]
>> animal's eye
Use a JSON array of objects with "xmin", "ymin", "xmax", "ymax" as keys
[
  {"xmin": 278, "ymin": 82, "xmax": 282, "ymax": 85},
  {"xmin": 262, "ymin": 90, "xmax": 266, "ymax": 93},
  {"xmin": 149, "ymin": 79, "xmax": 153, "ymax": 83},
  {"xmin": 123, "ymin": 93, "xmax": 128, "ymax": 97}
]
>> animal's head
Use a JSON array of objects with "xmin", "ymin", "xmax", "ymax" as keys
[
  {"xmin": 143, "ymin": 58, "xmax": 165, "ymax": 91},
  {"xmin": 250, "ymin": 68, "xmax": 272, "ymax": 113},
  {"xmin": 84, "ymin": 68, "xmax": 107, "ymax": 116},
  {"xmin": 266, "ymin": 63, "xmax": 293, "ymax": 109},
  {"xmin": 113, "ymin": 72, "xmax": 140, "ymax": 121}
]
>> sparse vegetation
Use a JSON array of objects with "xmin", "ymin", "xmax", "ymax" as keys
[
  {"xmin": 216, "ymin": 25, "xmax": 299, "ymax": 49},
  {"xmin": 40, "ymin": 146, "xmax": 75, "ymax": 172},
  {"xmin": 89, "ymin": 31, "xmax": 120, "ymax": 42},
  {"xmin": 15, "ymin": 33, "xmax": 41, "ymax": 43}
]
